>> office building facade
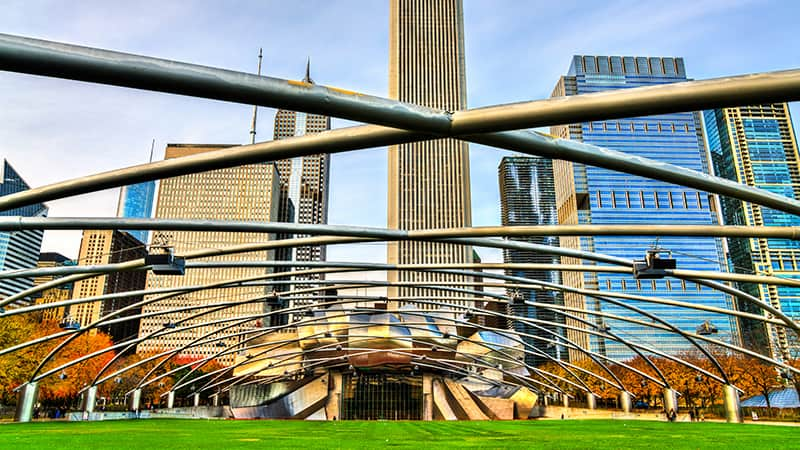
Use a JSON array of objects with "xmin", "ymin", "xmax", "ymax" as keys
[
  {"xmin": 137, "ymin": 144, "xmax": 279, "ymax": 364},
  {"xmin": 551, "ymin": 55, "xmax": 737, "ymax": 360},
  {"xmin": 705, "ymin": 102, "xmax": 800, "ymax": 359},
  {"xmin": 70, "ymin": 230, "xmax": 147, "ymax": 341},
  {"xmin": 387, "ymin": 0, "xmax": 473, "ymax": 307},
  {"xmin": 499, "ymin": 156, "xmax": 566, "ymax": 365},
  {"xmin": 33, "ymin": 252, "xmax": 74, "ymax": 322},
  {"xmin": 0, "ymin": 160, "xmax": 48, "ymax": 306},
  {"xmin": 272, "ymin": 64, "xmax": 332, "ymax": 321}
]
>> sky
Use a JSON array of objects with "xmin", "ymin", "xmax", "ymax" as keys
[{"xmin": 0, "ymin": 0, "xmax": 799, "ymax": 265}]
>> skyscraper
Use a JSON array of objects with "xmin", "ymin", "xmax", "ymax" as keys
[
  {"xmin": 117, "ymin": 181, "xmax": 155, "ymax": 244},
  {"xmin": 70, "ymin": 230, "xmax": 147, "ymax": 341},
  {"xmin": 387, "ymin": 0, "xmax": 473, "ymax": 307},
  {"xmin": 137, "ymin": 144, "xmax": 279, "ymax": 364},
  {"xmin": 272, "ymin": 63, "xmax": 332, "ymax": 321},
  {"xmin": 0, "ymin": 159, "xmax": 48, "ymax": 306},
  {"xmin": 33, "ymin": 252, "xmax": 74, "ymax": 322},
  {"xmin": 705, "ymin": 102, "xmax": 800, "ymax": 359},
  {"xmin": 116, "ymin": 144, "xmax": 157, "ymax": 244},
  {"xmin": 551, "ymin": 56, "xmax": 737, "ymax": 360},
  {"xmin": 499, "ymin": 156, "xmax": 566, "ymax": 366}
]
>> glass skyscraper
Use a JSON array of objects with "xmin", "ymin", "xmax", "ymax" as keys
[
  {"xmin": 550, "ymin": 55, "xmax": 738, "ymax": 360},
  {"xmin": 705, "ymin": 102, "xmax": 800, "ymax": 359},
  {"xmin": 116, "ymin": 181, "xmax": 155, "ymax": 244},
  {"xmin": 0, "ymin": 159, "xmax": 48, "ymax": 306},
  {"xmin": 499, "ymin": 156, "xmax": 566, "ymax": 366}
]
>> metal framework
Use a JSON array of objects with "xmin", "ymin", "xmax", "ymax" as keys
[{"xmin": 1, "ymin": 32, "xmax": 799, "ymax": 424}]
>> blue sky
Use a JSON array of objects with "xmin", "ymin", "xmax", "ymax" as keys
[{"xmin": 0, "ymin": 0, "xmax": 798, "ymax": 263}]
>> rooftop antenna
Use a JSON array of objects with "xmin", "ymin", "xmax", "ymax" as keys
[
  {"xmin": 249, "ymin": 48, "xmax": 263, "ymax": 145},
  {"xmin": 148, "ymin": 138, "xmax": 155, "ymax": 163},
  {"xmin": 303, "ymin": 56, "xmax": 313, "ymax": 84}
]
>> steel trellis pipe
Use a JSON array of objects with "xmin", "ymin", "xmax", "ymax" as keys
[
  {"xmin": 2, "ymin": 32, "xmax": 800, "ymax": 140},
  {"xmin": 6, "ymin": 226, "xmax": 795, "ymax": 333},
  {"xmin": 2, "ymin": 126, "xmax": 800, "ymax": 220},
  {"xmin": 3, "ymin": 217, "xmax": 800, "ymax": 240},
  {"xmin": 2, "ymin": 262, "xmax": 792, "ymax": 361},
  {"xmin": 1, "ymin": 36, "xmax": 800, "ymax": 216},
  {"xmin": 2, "ymin": 261, "xmax": 792, "ymax": 365}
]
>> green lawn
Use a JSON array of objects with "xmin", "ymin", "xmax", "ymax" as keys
[{"xmin": 0, "ymin": 419, "xmax": 796, "ymax": 449}]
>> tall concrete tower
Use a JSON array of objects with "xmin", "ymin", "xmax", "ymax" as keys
[{"xmin": 387, "ymin": 0, "xmax": 472, "ymax": 307}]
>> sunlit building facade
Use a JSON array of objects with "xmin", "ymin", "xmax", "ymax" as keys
[
  {"xmin": 32, "ymin": 252, "xmax": 74, "ymax": 322},
  {"xmin": 137, "ymin": 144, "xmax": 280, "ymax": 364},
  {"xmin": 705, "ymin": 103, "xmax": 800, "ymax": 359},
  {"xmin": 551, "ymin": 55, "xmax": 738, "ymax": 360},
  {"xmin": 387, "ymin": 0, "xmax": 473, "ymax": 307},
  {"xmin": 70, "ymin": 229, "xmax": 147, "ymax": 341}
]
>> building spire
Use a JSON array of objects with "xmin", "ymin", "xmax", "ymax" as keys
[
  {"xmin": 249, "ymin": 48, "xmax": 263, "ymax": 145},
  {"xmin": 303, "ymin": 57, "xmax": 314, "ymax": 84},
  {"xmin": 148, "ymin": 138, "xmax": 155, "ymax": 163}
]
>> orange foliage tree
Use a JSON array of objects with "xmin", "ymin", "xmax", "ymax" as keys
[
  {"xmin": 0, "ymin": 316, "xmax": 61, "ymax": 404},
  {"xmin": 0, "ymin": 313, "xmax": 117, "ymax": 406},
  {"xmin": 94, "ymin": 352, "xmax": 228, "ymax": 409},
  {"xmin": 37, "ymin": 329, "xmax": 116, "ymax": 404}
]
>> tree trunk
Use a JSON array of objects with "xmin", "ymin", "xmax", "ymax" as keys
[{"xmin": 763, "ymin": 389, "xmax": 772, "ymax": 416}]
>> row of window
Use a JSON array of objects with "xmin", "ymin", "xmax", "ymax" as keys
[
  {"xmin": 594, "ymin": 190, "xmax": 707, "ymax": 209},
  {"xmin": 586, "ymin": 121, "xmax": 692, "ymax": 133}
]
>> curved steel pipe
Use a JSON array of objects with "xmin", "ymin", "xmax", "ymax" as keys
[
  {"xmin": 4, "ymin": 217, "xmax": 800, "ymax": 240},
  {"xmin": 2, "ymin": 34, "xmax": 800, "ymax": 218}
]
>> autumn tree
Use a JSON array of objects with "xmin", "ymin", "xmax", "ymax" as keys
[
  {"xmin": 615, "ymin": 356, "xmax": 662, "ymax": 408},
  {"xmin": 787, "ymin": 358, "xmax": 800, "ymax": 401},
  {"xmin": 0, "ymin": 316, "xmax": 61, "ymax": 405},
  {"xmin": 736, "ymin": 357, "xmax": 781, "ymax": 416},
  {"xmin": 37, "ymin": 329, "xmax": 116, "ymax": 405}
]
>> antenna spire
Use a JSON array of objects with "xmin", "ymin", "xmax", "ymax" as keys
[
  {"xmin": 303, "ymin": 57, "xmax": 313, "ymax": 84},
  {"xmin": 148, "ymin": 138, "xmax": 155, "ymax": 163},
  {"xmin": 249, "ymin": 48, "xmax": 263, "ymax": 145}
]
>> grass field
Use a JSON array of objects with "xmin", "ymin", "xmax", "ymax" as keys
[{"xmin": 0, "ymin": 419, "xmax": 796, "ymax": 449}]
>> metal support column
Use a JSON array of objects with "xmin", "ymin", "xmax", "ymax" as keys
[
  {"xmin": 129, "ymin": 388, "xmax": 141, "ymax": 413},
  {"xmin": 82, "ymin": 386, "xmax": 97, "ymax": 414},
  {"xmin": 619, "ymin": 391, "xmax": 632, "ymax": 413},
  {"xmin": 587, "ymin": 394, "xmax": 596, "ymax": 410},
  {"xmin": 663, "ymin": 388, "xmax": 678, "ymax": 415},
  {"xmin": 422, "ymin": 373, "xmax": 433, "ymax": 421},
  {"xmin": 723, "ymin": 384, "xmax": 743, "ymax": 423},
  {"xmin": 167, "ymin": 391, "xmax": 175, "ymax": 409},
  {"xmin": 212, "ymin": 394, "xmax": 219, "ymax": 407},
  {"xmin": 562, "ymin": 394, "xmax": 569, "ymax": 408},
  {"xmin": 14, "ymin": 382, "xmax": 38, "ymax": 422},
  {"xmin": 193, "ymin": 393, "xmax": 200, "ymax": 407}
]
